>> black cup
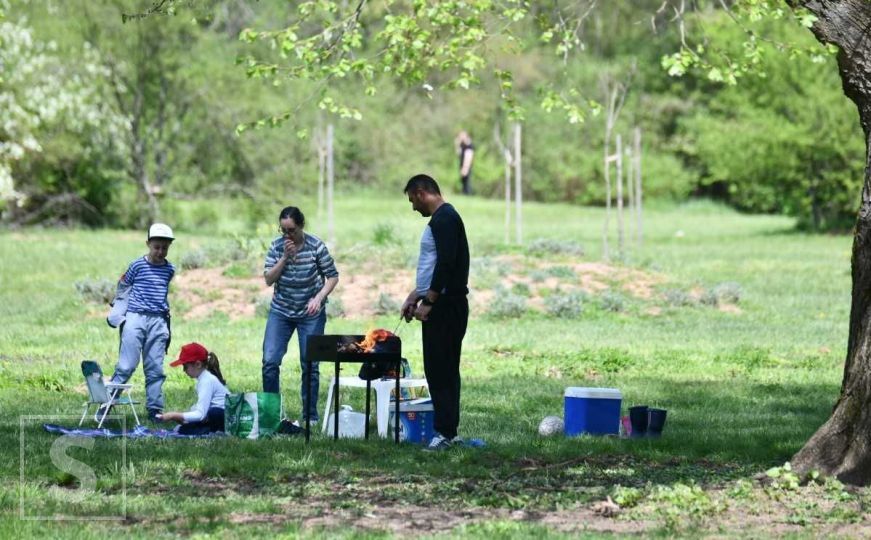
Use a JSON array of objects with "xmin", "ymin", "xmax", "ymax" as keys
[
  {"xmin": 647, "ymin": 408, "xmax": 668, "ymax": 437},
  {"xmin": 629, "ymin": 405, "xmax": 649, "ymax": 437}
]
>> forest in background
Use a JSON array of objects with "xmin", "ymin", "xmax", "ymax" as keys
[{"xmin": 0, "ymin": 0, "xmax": 863, "ymax": 231}]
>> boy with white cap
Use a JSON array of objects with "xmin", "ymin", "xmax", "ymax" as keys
[{"xmin": 104, "ymin": 223, "xmax": 176, "ymax": 421}]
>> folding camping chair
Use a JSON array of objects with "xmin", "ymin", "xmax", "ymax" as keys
[{"xmin": 79, "ymin": 360, "xmax": 141, "ymax": 428}]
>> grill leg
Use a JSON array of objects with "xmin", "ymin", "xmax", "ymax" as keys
[
  {"xmin": 333, "ymin": 361, "xmax": 340, "ymax": 440},
  {"xmin": 365, "ymin": 379, "xmax": 371, "ymax": 440},
  {"xmin": 395, "ymin": 360, "xmax": 401, "ymax": 444},
  {"xmin": 305, "ymin": 359, "xmax": 311, "ymax": 443}
]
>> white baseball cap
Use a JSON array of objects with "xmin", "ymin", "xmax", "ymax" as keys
[{"xmin": 147, "ymin": 223, "xmax": 174, "ymax": 241}]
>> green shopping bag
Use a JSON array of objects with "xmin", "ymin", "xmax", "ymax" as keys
[{"xmin": 224, "ymin": 392, "xmax": 283, "ymax": 439}]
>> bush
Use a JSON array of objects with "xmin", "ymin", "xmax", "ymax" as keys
[
  {"xmin": 327, "ymin": 297, "xmax": 346, "ymax": 318},
  {"xmin": 544, "ymin": 266, "xmax": 577, "ymax": 280},
  {"xmin": 526, "ymin": 238, "xmax": 585, "ymax": 257},
  {"xmin": 178, "ymin": 249, "xmax": 207, "ymax": 270},
  {"xmin": 511, "ymin": 282, "xmax": 531, "ymax": 297},
  {"xmin": 254, "ymin": 295, "xmax": 271, "ymax": 318},
  {"xmin": 374, "ymin": 292, "xmax": 400, "ymax": 315},
  {"xmin": 664, "ymin": 289, "xmax": 695, "ymax": 307},
  {"xmin": 544, "ymin": 291, "xmax": 585, "ymax": 318},
  {"xmin": 712, "ymin": 282, "xmax": 742, "ymax": 304},
  {"xmin": 471, "ymin": 257, "xmax": 508, "ymax": 290},
  {"xmin": 222, "ymin": 261, "xmax": 255, "ymax": 278},
  {"xmin": 75, "ymin": 278, "xmax": 115, "ymax": 304},
  {"xmin": 529, "ymin": 270, "xmax": 549, "ymax": 283},
  {"xmin": 700, "ymin": 282, "xmax": 743, "ymax": 306},
  {"xmin": 372, "ymin": 222, "xmax": 399, "ymax": 246},
  {"xmin": 203, "ymin": 239, "xmax": 249, "ymax": 265},
  {"xmin": 599, "ymin": 291, "xmax": 626, "ymax": 312},
  {"xmin": 486, "ymin": 292, "xmax": 527, "ymax": 319},
  {"xmin": 600, "ymin": 348, "xmax": 633, "ymax": 373},
  {"xmin": 190, "ymin": 204, "xmax": 220, "ymax": 228}
]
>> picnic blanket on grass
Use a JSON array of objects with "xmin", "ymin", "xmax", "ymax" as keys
[{"xmin": 43, "ymin": 424, "xmax": 226, "ymax": 439}]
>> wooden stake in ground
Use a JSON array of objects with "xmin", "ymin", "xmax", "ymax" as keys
[
  {"xmin": 504, "ymin": 148, "xmax": 512, "ymax": 245},
  {"xmin": 634, "ymin": 127, "xmax": 643, "ymax": 249},
  {"xmin": 626, "ymin": 143, "xmax": 634, "ymax": 246},
  {"xmin": 601, "ymin": 77, "xmax": 629, "ymax": 261},
  {"xmin": 493, "ymin": 121, "xmax": 513, "ymax": 244},
  {"xmin": 314, "ymin": 123, "xmax": 327, "ymax": 218},
  {"xmin": 513, "ymin": 122, "xmax": 523, "ymax": 245},
  {"xmin": 326, "ymin": 123, "xmax": 335, "ymax": 248},
  {"xmin": 318, "ymin": 135, "xmax": 326, "ymax": 219},
  {"xmin": 615, "ymin": 133, "xmax": 624, "ymax": 260}
]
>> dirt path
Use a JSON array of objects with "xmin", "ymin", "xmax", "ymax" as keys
[{"xmin": 170, "ymin": 255, "xmax": 671, "ymax": 321}]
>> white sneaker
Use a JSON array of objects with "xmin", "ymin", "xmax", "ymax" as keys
[{"xmin": 424, "ymin": 433, "xmax": 453, "ymax": 452}]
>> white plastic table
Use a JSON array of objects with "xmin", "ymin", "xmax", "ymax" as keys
[{"xmin": 322, "ymin": 377, "xmax": 430, "ymax": 438}]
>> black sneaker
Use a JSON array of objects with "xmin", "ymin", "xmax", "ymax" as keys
[{"xmin": 147, "ymin": 409, "xmax": 164, "ymax": 423}]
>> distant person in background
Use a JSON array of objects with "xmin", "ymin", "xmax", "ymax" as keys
[
  {"xmin": 455, "ymin": 130, "xmax": 475, "ymax": 195},
  {"xmin": 401, "ymin": 174, "xmax": 470, "ymax": 451},
  {"xmin": 261, "ymin": 206, "xmax": 339, "ymax": 425}
]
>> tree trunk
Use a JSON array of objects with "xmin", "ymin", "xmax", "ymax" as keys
[
  {"xmin": 789, "ymin": 0, "xmax": 871, "ymax": 485},
  {"xmin": 504, "ymin": 149, "xmax": 512, "ymax": 245}
]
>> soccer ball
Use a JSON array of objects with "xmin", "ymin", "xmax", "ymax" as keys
[{"xmin": 538, "ymin": 415, "xmax": 564, "ymax": 437}]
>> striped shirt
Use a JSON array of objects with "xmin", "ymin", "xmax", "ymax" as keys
[
  {"xmin": 182, "ymin": 369, "xmax": 229, "ymax": 423},
  {"xmin": 264, "ymin": 233, "xmax": 339, "ymax": 319},
  {"xmin": 123, "ymin": 256, "xmax": 175, "ymax": 315}
]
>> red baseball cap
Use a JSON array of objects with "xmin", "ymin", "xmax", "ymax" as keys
[{"xmin": 170, "ymin": 342, "xmax": 208, "ymax": 367}]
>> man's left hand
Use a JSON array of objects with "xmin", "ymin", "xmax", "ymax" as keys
[
  {"xmin": 306, "ymin": 297, "xmax": 322, "ymax": 316},
  {"xmin": 413, "ymin": 303, "xmax": 432, "ymax": 321}
]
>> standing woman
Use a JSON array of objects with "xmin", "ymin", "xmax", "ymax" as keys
[{"xmin": 261, "ymin": 206, "xmax": 339, "ymax": 424}]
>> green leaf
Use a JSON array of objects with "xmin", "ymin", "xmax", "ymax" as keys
[{"xmin": 707, "ymin": 67, "xmax": 724, "ymax": 82}]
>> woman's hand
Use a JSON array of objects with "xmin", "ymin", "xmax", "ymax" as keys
[
  {"xmin": 282, "ymin": 238, "xmax": 298, "ymax": 262},
  {"xmin": 306, "ymin": 296, "xmax": 323, "ymax": 316}
]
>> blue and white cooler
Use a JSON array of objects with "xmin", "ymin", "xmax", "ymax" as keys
[
  {"xmin": 564, "ymin": 387, "xmax": 622, "ymax": 436},
  {"xmin": 388, "ymin": 398, "xmax": 435, "ymax": 444}
]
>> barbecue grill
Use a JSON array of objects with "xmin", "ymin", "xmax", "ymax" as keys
[{"xmin": 305, "ymin": 334, "xmax": 402, "ymax": 442}]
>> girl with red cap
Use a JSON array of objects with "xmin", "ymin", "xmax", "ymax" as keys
[{"xmin": 158, "ymin": 342, "xmax": 229, "ymax": 435}]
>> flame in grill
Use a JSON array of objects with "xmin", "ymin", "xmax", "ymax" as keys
[
  {"xmin": 357, "ymin": 328, "xmax": 394, "ymax": 352},
  {"xmin": 337, "ymin": 328, "xmax": 396, "ymax": 354}
]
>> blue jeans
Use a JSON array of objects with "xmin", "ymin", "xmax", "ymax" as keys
[{"xmin": 262, "ymin": 309, "xmax": 326, "ymax": 421}]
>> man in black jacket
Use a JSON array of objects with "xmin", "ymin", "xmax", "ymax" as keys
[{"xmin": 401, "ymin": 174, "xmax": 470, "ymax": 451}]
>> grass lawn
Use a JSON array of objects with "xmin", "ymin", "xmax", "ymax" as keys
[{"xmin": 1, "ymin": 194, "xmax": 867, "ymax": 537}]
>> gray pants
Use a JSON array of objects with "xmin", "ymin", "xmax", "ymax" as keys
[{"xmin": 110, "ymin": 312, "xmax": 169, "ymax": 412}]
